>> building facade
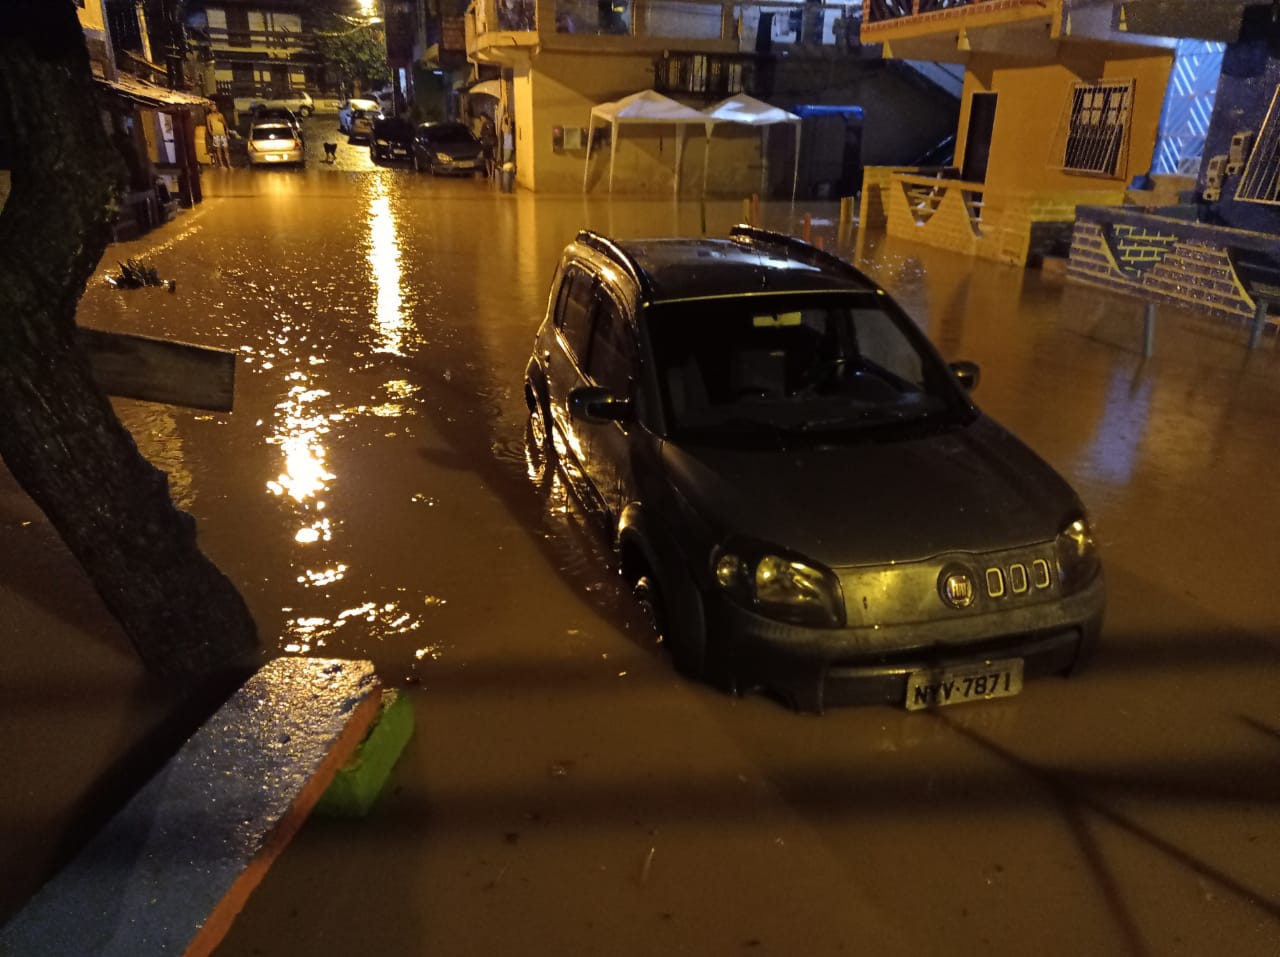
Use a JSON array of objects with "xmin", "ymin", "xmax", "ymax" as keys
[
  {"xmin": 859, "ymin": 0, "xmax": 1175, "ymax": 267},
  {"xmin": 465, "ymin": 0, "xmax": 963, "ymax": 195}
]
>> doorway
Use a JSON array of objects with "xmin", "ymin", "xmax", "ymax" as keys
[{"xmin": 962, "ymin": 92, "xmax": 997, "ymax": 183}]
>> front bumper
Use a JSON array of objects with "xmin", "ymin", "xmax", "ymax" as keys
[
  {"xmin": 248, "ymin": 148, "xmax": 303, "ymax": 165},
  {"xmin": 433, "ymin": 156, "xmax": 484, "ymax": 174},
  {"xmin": 706, "ymin": 576, "xmax": 1104, "ymax": 712}
]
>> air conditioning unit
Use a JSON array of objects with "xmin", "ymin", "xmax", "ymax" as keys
[
  {"xmin": 1226, "ymin": 161, "xmax": 1243, "ymax": 177},
  {"xmin": 1203, "ymin": 186, "xmax": 1222, "ymax": 202},
  {"xmin": 1229, "ymin": 130, "xmax": 1254, "ymax": 166},
  {"xmin": 1205, "ymin": 154, "xmax": 1228, "ymax": 189}
]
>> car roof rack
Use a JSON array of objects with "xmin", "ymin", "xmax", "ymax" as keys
[
  {"xmin": 575, "ymin": 230, "xmax": 655, "ymax": 302},
  {"xmin": 728, "ymin": 224, "xmax": 876, "ymax": 289}
]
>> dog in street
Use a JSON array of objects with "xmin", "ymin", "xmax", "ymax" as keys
[{"xmin": 323, "ymin": 141, "xmax": 338, "ymax": 162}]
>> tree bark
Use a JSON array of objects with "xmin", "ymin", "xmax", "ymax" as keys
[{"xmin": 0, "ymin": 0, "xmax": 258, "ymax": 676}]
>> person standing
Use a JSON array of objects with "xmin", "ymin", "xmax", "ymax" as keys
[
  {"xmin": 206, "ymin": 105, "xmax": 231, "ymax": 168},
  {"xmin": 500, "ymin": 114, "xmax": 515, "ymax": 168},
  {"xmin": 479, "ymin": 114, "xmax": 497, "ymax": 178}
]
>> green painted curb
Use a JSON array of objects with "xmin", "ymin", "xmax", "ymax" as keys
[{"xmin": 315, "ymin": 688, "xmax": 414, "ymax": 818}]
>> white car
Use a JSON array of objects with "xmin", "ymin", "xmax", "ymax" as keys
[
  {"xmin": 338, "ymin": 98, "xmax": 381, "ymax": 134},
  {"xmin": 246, "ymin": 122, "xmax": 304, "ymax": 167},
  {"xmin": 246, "ymin": 90, "xmax": 314, "ymax": 117}
]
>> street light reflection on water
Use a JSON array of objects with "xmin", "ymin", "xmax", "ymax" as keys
[
  {"xmin": 364, "ymin": 176, "xmax": 414, "ymax": 356},
  {"xmin": 269, "ymin": 176, "xmax": 433, "ymax": 654}
]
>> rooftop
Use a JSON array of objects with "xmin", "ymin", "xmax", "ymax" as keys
[{"xmin": 609, "ymin": 236, "xmax": 878, "ymax": 304}]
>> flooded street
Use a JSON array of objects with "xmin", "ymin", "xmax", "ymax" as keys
[{"xmin": 3, "ymin": 153, "xmax": 1280, "ymax": 955}]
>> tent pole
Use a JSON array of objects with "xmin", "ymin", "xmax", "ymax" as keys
[
  {"xmin": 675, "ymin": 125, "xmax": 684, "ymax": 197},
  {"xmin": 791, "ymin": 121, "xmax": 800, "ymax": 205},
  {"xmin": 609, "ymin": 122, "xmax": 617, "ymax": 193},
  {"xmin": 702, "ymin": 123, "xmax": 711, "ymax": 200},
  {"xmin": 583, "ymin": 116, "xmax": 594, "ymax": 192},
  {"xmin": 761, "ymin": 125, "xmax": 769, "ymax": 198}
]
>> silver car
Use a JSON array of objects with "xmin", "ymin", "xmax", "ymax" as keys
[{"xmin": 246, "ymin": 122, "xmax": 303, "ymax": 167}]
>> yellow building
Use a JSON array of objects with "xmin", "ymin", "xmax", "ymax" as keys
[
  {"xmin": 200, "ymin": 4, "xmax": 317, "ymax": 115},
  {"xmin": 466, "ymin": 0, "xmax": 963, "ymax": 195},
  {"xmin": 859, "ymin": 0, "xmax": 1174, "ymax": 266}
]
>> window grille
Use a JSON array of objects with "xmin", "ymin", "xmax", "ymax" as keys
[
  {"xmin": 1059, "ymin": 79, "xmax": 1133, "ymax": 177},
  {"xmin": 1237, "ymin": 85, "xmax": 1280, "ymax": 204}
]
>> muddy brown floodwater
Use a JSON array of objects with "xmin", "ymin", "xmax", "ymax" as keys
[{"xmin": 1, "ymin": 150, "xmax": 1279, "ymax": 956}]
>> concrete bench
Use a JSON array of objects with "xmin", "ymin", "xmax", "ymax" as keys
[{"xmin": 0, "ymin": 657, "xmax": 383, "ymax": 957}]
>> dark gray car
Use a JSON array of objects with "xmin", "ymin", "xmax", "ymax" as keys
[{"xmin": 524, "ymin": 226, "xmax": 1104, "ymax": 712}]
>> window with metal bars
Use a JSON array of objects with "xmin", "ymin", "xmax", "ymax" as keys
[
  {"xmin": 1060, "ymin": 80, "xmax": 1133, "ymax": 177},
  {"xmin": 1237, "ymin": 85, "xmax": 1280, "ymax": 204}
]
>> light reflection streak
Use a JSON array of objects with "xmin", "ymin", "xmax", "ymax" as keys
[
  {"xmin": 265, "ymin": 384, "xmax": 339, "ymax": 503},
  {"xmin": 365, "ymin": 178, "xmax": 413, "ymax": 355},
  {"xmin": 281, "ymin": 600, "xmax": 426, "ymax": 654}
]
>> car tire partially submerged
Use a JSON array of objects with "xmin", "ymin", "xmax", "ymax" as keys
[{"xmin": 524, "ymin": 227, "xmax": 1105, "ymax": 712}]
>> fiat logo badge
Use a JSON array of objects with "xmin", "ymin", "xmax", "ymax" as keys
[{"xmin": 939, "ymin": 566, "xmax": 976, "ymax": 609}]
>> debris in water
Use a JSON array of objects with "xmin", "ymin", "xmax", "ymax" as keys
[
  {"xmin": 109, "ymin": 257, "xmax": 175, "ymax": 292},
  {"xmin": 640, "ymin": 846, "xmax": 656, "ymax": 883}
]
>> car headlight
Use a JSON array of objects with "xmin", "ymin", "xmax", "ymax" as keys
[
  {"xmin": 375, "ymin": 138, "xmax": 389, "ymax": 146},
  {"xmin": 435, "ymin": 152, "xmax": 452, "ymax": 162},
  {"xmin": 712, "ymin": 544, "xmax": 844, "ymax": 627},
  {"xmin": 1054, "ymin": 516, "xmax": 1101, "ymax": 595}
]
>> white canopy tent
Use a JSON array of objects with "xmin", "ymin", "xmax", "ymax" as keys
[
  {"xmin": 583, "ymin": 90, "xmax": 714, "ymax": 195},
  {"xmin": 701, "ymin": 95, "xmax": 802, "ymax": 202}
]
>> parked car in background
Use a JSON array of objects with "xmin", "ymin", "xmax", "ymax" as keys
[
  {"xmin": 523, "ymin": 226, "xmax": 1105, "ymax": 712},
  {"xmin": 247, "ymin": 90, "xmax": 314, "ymax": 117},
  {"xmin": 370, "ymin": 117, "xmax": 415, "ymax": 162},
  {"xmin": 246, "ymin": 121, "xmax": 304, "ymax": 167},
  {"xmin": 411, "ymin": 122, "xmax": 485, "ymax": 176},
  {"xmin": 338, "ymin": 98, "xmax": 380, "ymax": 134},
  {"xmin": 348, "ymin": 109, "xmax": 380, "ymax": 143}
]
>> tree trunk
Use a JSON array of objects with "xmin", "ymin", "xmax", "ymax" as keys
[{"xmin": 0, "ymin": 1, "xmax": 258, "ymax": 676}]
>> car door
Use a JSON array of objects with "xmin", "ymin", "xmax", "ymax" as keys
[
  {"xmin": 580, "ymin": 287, "xmax": 639, "ymax": 521},
  {"xmin": 544, "ymin": 262, "xmax": 601, "ymax": 505}
]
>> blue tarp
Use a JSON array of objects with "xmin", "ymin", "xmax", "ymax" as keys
[{"xmin": 792, "ymin": 105, "xmax": 864, "ymax": 122}]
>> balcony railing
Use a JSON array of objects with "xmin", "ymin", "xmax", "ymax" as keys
[
  {"xmin": 469, "ymin": 0, "xmax": 864, "ymax": 53},
  {"xmin": 866, "ymin": 0, "xmax": 1040, "ymax": 23}
]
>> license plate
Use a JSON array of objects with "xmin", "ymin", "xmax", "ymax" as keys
[{"xmin": 905, "ymin": 658, "xmax": 1023, "ymax": 711}]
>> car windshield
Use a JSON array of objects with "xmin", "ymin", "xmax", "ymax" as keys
[
  {"xmin": 250, "ymin": 125, "xmax": 295, "ymax": 141},
  {"xmin": 375, "ymin": 119, "xmax": 413, "ymax": 137},
  {"xmin": 422, "ymin": 124, "xmax": 476, "ymax": 145},
  {"xmin": 647, "ymin": 293, "xmax": 972, "ymax": 443}
]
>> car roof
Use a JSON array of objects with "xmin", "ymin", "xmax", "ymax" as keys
[{"xmin": 601, "ymin": 235, "xmax": 878, "ymax": 304}]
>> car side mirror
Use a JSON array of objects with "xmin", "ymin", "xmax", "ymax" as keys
[
  {"xmin": 949, "ymin": 360, "xmax": 980, "ymax": 392},
  {"xmin": 569, "ymin": 386, "xmax": 633, "ymax": 424}
]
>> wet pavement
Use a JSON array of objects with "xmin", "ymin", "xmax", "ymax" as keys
[{"xmin": 1, "ymin": 158, "xmax": 1279, "ymax": 955}]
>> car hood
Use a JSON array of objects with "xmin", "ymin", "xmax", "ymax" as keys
[
  {"xmin": 431, "ymin": 143, "xmax": 482, "ymax": 158},
  {"xmin": 658, "ymin": 416, "xmax": 1080, "ymax": 566}
]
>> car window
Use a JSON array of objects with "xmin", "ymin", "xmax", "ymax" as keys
[
  {"xmin": 554, "ymin": 266, "xmax": 597, "ymax": 366},
  {"xmin": 647, "ymin": 293, "xmax": 968, "ymax": 439},
  {"xmin": 585, "ymin": 293, "xmax": 635, "ymax": 393},
  {"xmin": 423, "ymin": 125, "xmax": 476, "ymax": 145},
  {"xmin": 251, "ymin": 125, "xmax": 294, "ymax": 140}
]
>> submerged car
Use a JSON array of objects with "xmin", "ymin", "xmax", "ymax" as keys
[
  {"xmin": 411, "ymin": 122, "xmax": 484, "ymax": 175},
  {"xmin": 246, "ymin": 121, "xmax": 303, "ymax": 167},
  {"xmin": 370, "ymin": 117, "xmax": 415, "ymax": 162},
  {"xmin": 523, "ymin": 226, "xmax": 1104, "ymax": 712}
]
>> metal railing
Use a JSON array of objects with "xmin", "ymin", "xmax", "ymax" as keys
[
  {"xmin": 469, "ymin": 0, "xmax": 864, "ymax": 51},
  {"xmin": 866, "ymin": 0, "xmax": 1033, "ymax": 23}
]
